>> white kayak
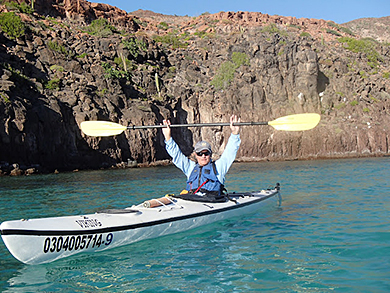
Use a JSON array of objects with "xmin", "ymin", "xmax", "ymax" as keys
[{"xmin": 1, "ymin": 185, "xmax": 281, "ymax": 265}]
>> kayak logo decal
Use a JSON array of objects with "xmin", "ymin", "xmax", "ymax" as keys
[{"xmin": 75, "ymin": 218, "xmax": 103, "ymax": 229}]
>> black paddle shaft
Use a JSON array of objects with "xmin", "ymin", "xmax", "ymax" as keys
[{"xmin": 127, "ymin": 122, "xmax": 269, "ymax": 130}]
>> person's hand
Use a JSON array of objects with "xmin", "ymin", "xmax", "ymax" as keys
[
  {"xmin": 162, "ymin": 119, "xmax": 171, "ymax": 141},
  {"xmin": 230, "ymin": 115, "xmax": 240, "ymax": 135}
]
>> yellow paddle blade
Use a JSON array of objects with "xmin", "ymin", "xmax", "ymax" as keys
[
  {"xmin": 80, "ymin": 121, "xmax": 127, "ymax": 137},
  {"xmin": 268, "ymin": 113, "xmax": 321, "ymax": 131}
]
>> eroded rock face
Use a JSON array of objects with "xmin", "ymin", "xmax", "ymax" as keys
[{"xmin": 0, "ymin": 1, "xmax": 389, "ymax": 174}]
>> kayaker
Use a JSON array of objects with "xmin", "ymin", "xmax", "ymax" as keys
[{"xmin": 162, "ymin": 115, "xmax": 241, "ymax": 202}]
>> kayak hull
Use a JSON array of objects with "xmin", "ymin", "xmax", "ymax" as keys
[{"xmin": 1, "ymin": 188, "xmax": 281, "ymax": 264}]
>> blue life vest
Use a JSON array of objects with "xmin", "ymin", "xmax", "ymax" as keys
[{"xmin": 186, "ymin": 161, "xmax": 223, "ymax": 194}]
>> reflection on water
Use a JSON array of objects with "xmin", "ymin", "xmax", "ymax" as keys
[{"xmin": 1, "ymin": 157, "xmax": 390, "ymax": 292}]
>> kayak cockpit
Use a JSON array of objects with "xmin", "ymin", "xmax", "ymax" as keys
[{"xmin": 96, "ymin": 209, "xmax": 141, "ymax": 214}]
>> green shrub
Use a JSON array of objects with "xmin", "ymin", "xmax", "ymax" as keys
[
  {"xmin": 350, "ymin": 100, "xmax": 359, "ymax": 106},
  {"xmin": 158, "ymin": 22, "xmax": 169, "ymax": 30},
  {"xmin": 0, "ymin": 91, "xmax": 10, "ymax": 103},
  {"xmin": 114, "ymin": 56, "xmax": 136, "ymax": 71},
  {"xmin": 47, "ymin": 40, "xmax": 74, "ymax": 58},
  {"xmin": 3, "ymin": 1, "xmax": 33, "ymax": 13},
  {"xmin": 96, "ymin": 88, "xmax": 107, "ymax": 97},
  {"xmin": 359, "ymin": 70, "xmax": 368, "ymax": 79},
  {"xmin": 363, "ymin": 107, "xmax": 370, "ymax": 113},
  {"xmin": 210, "ymin": 61, "xmax": 236, "ymax": 90},
  {"xmin": 0, "ymin": 12, "xmax": 25, "ymax": 39},
  {"xmin": 326, "ymin": 22, "xmax": 354, "ymax": 36},
  {"xmin": 102, "ymin": 62, "xmax": 131, "ymax": 80},
  {"xmin": 370, "ymin": 96, "xmax": 379, "ymax": 103},
  {"xmin": 85, "ymin": 18, "xmax": 116, "ymax": 37},
  {"xmin": 383, "ymin": 72, "xmax": 390, "ymax": 79},
  {"xmin": 231, "ymin": 52, "xmax": 249, "ymax": 67},
  {"xmin": 194, "ymin": 30, "xmax": 208, "ymax": 38},
  {"xmin": 339, "ymin": 26, "xmax": 354, "ymax": 36},
  {"xmin": 326, "ymin": 29, "xmax": 341, "ymax": 36},
  {"xmin": 338, "ymin": 37, "xmax": 381, "ymax": 66},
  {"xmin": 261, "ymin": 23, "xmax": 287, "ymax": 36},
  {"xmin": 49, "ymin": 65, "xmax": 64, "ymax": 72},
  {"xmin": 288, "ymin": 24, "xmax": 302, "ymax": 29},
  {"xmin": 45, "ymin": 78, "xmax": 61, "ymax": 90},
  {"xmin": 122, "ymin": 38, "xmax": 147, "ymax": 58},
  {"xmin": 300, "ymin": 32, "xmax": 311, "ymax": 37},
  {"xmin": 134, "ymin": 18, "xmax": 148, "ymax": 27},
  {"xmin": 211, "ymin": 52, "xmax": 250, "ymax": 90},
  {"xmin": 335, "ymin": 103, "xmax": 346, "ymax": 109},
  {"xmin": 153, "ymin": 33, "xmax": 188, "ymax": 49},
  {"xmin": 77, "ymin": 53, "xmax": 87, "ymax": 58},
  {"xmin": 180, "ymin": 31, "xmax": 191, "ymax": 41}
]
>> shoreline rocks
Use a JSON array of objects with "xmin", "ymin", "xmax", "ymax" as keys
[{"xmin": 0, "ymin": 1, "xmax": 389, "ymax": 176}]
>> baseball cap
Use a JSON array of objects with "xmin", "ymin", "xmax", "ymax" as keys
[{"xmin": 194, "ymin": 141, "xmax": 212, "ymax": 153}]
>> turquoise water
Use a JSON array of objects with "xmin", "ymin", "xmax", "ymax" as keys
[{"xmin": 0, "ymin": 157, "xmax": 389, "ymax": 292}]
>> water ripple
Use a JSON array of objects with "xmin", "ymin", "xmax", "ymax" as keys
[{"xmin": 1, "ymin": 157, "xmax": 390, "ymax": 292}]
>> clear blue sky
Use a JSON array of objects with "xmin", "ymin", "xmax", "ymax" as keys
[{"xmin": 100, "ymin": 0, "xmax": 389, "ymax": 24}]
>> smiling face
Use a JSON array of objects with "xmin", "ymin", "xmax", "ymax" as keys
[{"xmin": 195, "ymin": 150, "xmax": 211, "ymax": 166}]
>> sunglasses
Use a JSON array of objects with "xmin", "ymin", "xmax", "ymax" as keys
[{"xmin": 196, "ymin": 151, "xmax": 210, "ymax": 157}]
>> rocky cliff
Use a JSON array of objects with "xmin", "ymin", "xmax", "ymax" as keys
[{"xmin": 0, "ymin": 0, "xmax": 389, "ymax": 175}]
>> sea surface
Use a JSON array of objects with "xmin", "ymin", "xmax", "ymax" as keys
[{"xmin": 0, "ymin": 157, "xmax": 389, "ymax": 292}]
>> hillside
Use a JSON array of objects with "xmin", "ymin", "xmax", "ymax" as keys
[
  {"xmin": 129, "ymin": 9, "xmax": 390, "ymax": 43},
  {"xmin": 0, "ymin": 0, "xmax": 389, "ymax": 175},
  {"xmin": 343, "ymin": 16, "xmax": 390, "ymax": 43}
]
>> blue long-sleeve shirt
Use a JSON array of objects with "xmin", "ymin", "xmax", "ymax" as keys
[{"xmin": 165, "ymin": 134, "xmax": 241, "ymax": 184}]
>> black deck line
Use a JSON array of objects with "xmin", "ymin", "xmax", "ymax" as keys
[{"xmin": 1, "ymin": 191, "xmax": 278, "ymax": 236}]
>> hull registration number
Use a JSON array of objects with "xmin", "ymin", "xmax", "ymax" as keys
[{"xmin": 43, "ymin": 233, "xmax": 113, "ymax": 253}]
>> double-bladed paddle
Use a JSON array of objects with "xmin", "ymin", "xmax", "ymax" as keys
[{"xmin": 80, "ymin": 113, "xmax": 321, "ymax": 137}]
